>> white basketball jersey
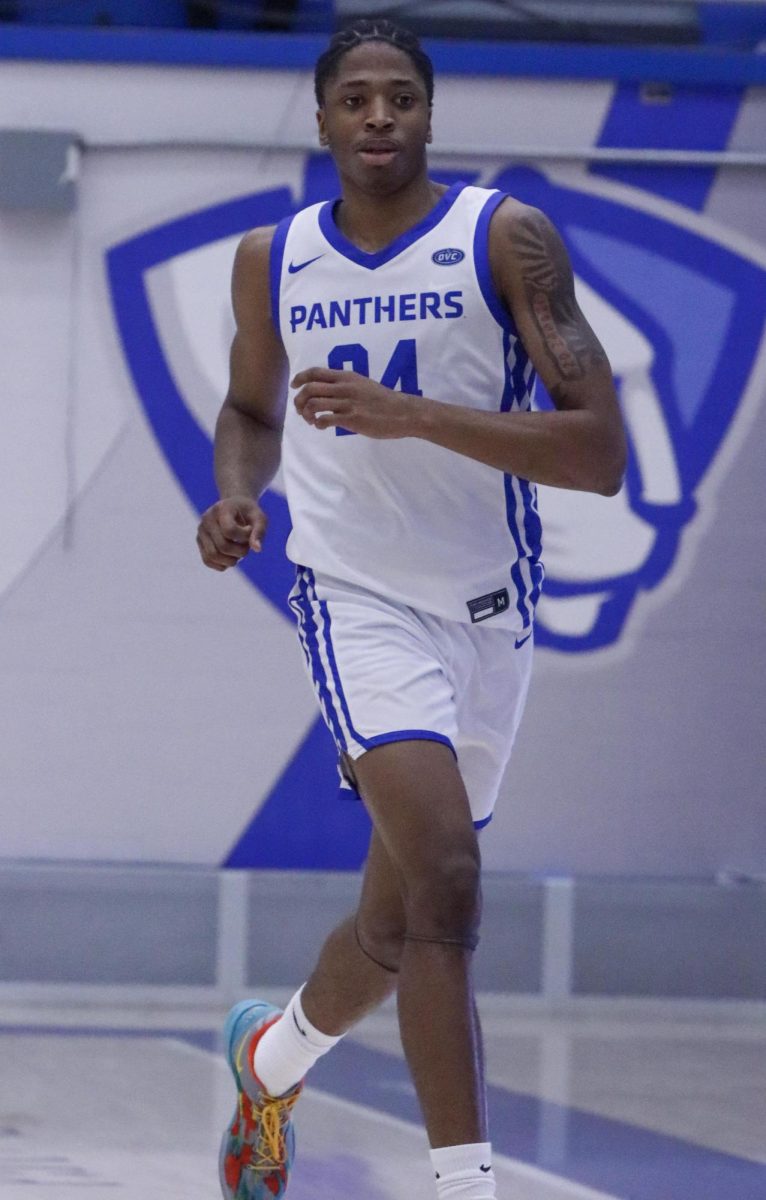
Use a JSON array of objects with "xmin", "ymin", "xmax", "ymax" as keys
[{"xmin": 271, "ymin": 182, "xmax": 544, "ymax": 632}]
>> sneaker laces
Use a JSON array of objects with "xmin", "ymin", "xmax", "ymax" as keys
[{"xmin": 241, "ymin": 1087, "xmax": 302, "ymax": 1171}]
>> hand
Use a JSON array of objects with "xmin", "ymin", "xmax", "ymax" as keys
[
  {"xmin": 292, "ymin": 368, "xmax": 418, "ymax": 439},
  {"xmin": 197, "ymin": 496, "xmax": 267, "ymax": 571}
]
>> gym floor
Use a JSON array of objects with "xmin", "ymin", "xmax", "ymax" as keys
[{"xmin": 1, "ymin": 995, "xmax": 764, "ymax": 1199}]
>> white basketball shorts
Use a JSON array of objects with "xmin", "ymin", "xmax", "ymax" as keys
[{"xmin": 288, "ymin": 565, "xmax": 533, "ymax": 829}]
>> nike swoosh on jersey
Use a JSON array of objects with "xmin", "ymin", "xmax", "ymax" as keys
[
  {"xmin": 514, "ymin": 632, "xmax": 532, "ymax": 649},
  {"xmin": 288, "ymin": 254, "xmax": 324, "ymax": 274},
  {"xmin": 479, "ymin": 1164, "xmax": 492, "ymax": 1173}
]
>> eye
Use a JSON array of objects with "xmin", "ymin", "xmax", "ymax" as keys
[
  {"xmin": 396, "ymin": 94, "xmax": 416, "ymax": 109},
  {"xmin": 343, "ymin": 95, "xmax": 363, "ymax": 109}
]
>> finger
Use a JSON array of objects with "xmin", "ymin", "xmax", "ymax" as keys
[
  {"xmin": 303, "ymin": 402, "xmax": 351, "ymax": 428},
  {"xmin": 314, "ymin": 413, "xmax": 347, "ymax": 430},
  {"xmin": 293, "ymin": 381, "xmax": 342, "ymax": 412},
  {"xmin": 207, "ymin": 524, "xmax": 250, "ymax": 559},
  {"xmin": 249, "ymin": 513, "xmax": 267, "ymax": 552},
  {"xmin": 196, "ymin": 530, "xmax": 228, "ymax": 570},
  {"xmin": 197, "ymin": 528, "xmax": 240, "ymax": 569},
  {"xmin": 305, "ymin": 394, "xmax": 348, "ymax": 417},
  {"xmin": 291, "ymin": 367, "xmax": 348, "ymax": 388},
  {"xmin": 219, "ymin": 511, "xmax": 253, "ymax": 543}
]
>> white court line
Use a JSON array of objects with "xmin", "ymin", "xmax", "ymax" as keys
[{"xmin": 170, "ymin": 1037, "xmax": 621, "ymax": 1200}]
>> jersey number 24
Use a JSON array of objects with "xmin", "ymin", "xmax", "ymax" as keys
[{"xmin": 328, "ymin": 338, "xmax": 422, "ymax": 437}]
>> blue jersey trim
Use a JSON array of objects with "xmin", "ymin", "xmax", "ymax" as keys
[
  {"xmin": 519, "ymin": 477, "xmax": 544, "ymax": 606},
  {"xmin": 474, "ymin": 193, "xmax": 542, "ymax": 631},
  {"xmin": 363, "ymin": 730, "xmax": 456, "ymax": 756},
  {"xmin": 317, "ymin": 181, "xmax": 466, "ymax": 271},
  {"xmin": 268, "ymin": 214, "xmax": 293, "ymax": 340},
  {"xmin": 337, "ymin": 730, "xmax": 458, "ymax": 803},
  {"xmin": 340, "ymin": 782, "xmax": 492, "ymax": 830},
  {"xmin": 293, "ymin": 570, "xmax": 349, "ymax": 752},
  {"xmin": 500, "ymin": 330, "xmax": 532, "ymax": 630},
  {"xmin": 473, "ymin": 190, "xmax": 517, "ymax": 335},
  {"xmin": 307, "ymin": 570, "xmax": 373, "ymax": 752}
]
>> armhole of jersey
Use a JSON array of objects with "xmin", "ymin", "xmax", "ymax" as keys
[
  {"xmin": 268, "ymin": 214, "xmax": 294, "ymax": 340},
  {"xmin": 473, "ymin": 190, "xmax": 519, "ymax": 336}
]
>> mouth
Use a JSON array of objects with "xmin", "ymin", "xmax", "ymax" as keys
[{"xmin": 357, "ymin": 141, "xmax": 400, "ymax": 164}]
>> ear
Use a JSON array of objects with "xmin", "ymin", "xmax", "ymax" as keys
[
  {"xmin": 426, "ymin": 110, "xmax": 433, "ymax": 145},
  {"xmin": 317, "ymin": 109, "xmax": 329, "ymax": 147}
]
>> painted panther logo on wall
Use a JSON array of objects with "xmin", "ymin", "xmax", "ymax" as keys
[{"xmin": 107, "ymin": 154, "xmax": 766, "ymax": 866}]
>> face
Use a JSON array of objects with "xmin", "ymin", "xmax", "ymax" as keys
[{"xmin": 317, "ymin": 41, "xmax": 433, "ymax": 196}]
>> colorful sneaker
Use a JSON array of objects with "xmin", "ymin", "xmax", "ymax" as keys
[{"xmin": 219, "ymin": 1000, "xmax": 303, "ymax": 1199}]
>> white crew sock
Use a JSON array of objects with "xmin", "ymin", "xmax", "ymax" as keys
[
  {"xmin": 429, "ymin": 1143, "xmax": 496, "ymax": 1199},
  {"xmin": 253, "ymin": 985, "xmax": 344, "ymax": 1097}
]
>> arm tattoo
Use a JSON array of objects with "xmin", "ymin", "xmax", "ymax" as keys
[{"xmin": 514, "ymin": 212, "xmax": 608, "ymax": 384}]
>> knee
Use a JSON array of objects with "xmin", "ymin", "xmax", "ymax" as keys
[
  {"xmin": 405, "ymin": 849, "xmax": 482, "ymax": 941},
  {"xmin": 356, "ymin": 908, "xmax": 406, "ymax": 974}
]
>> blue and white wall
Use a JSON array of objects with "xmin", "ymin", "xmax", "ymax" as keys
[{"xmin": 1, "ymin": 35, "xmax": 765, "ymax": 875}]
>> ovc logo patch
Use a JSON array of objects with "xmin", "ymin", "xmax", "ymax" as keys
[{"xmin": 432, "ymin": 247, "xmax": 465, "ymax": 265}]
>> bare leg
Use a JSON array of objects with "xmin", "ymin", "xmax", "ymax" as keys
[
  {"xmin": 300, "ymin": 830, "xmax": 403, "ymax": 1035},
  {"xmin": 354, "ymin": 740, "xmax": 486, "ymax": 1148},
  {"xmin": 296, "ymin": 740, "xmax": 486, "ymax": 1148}
]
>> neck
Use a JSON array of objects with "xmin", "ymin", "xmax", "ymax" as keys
[{"xmin": 334, "ymin": 171, "xmax": 446, "ymax": 253}]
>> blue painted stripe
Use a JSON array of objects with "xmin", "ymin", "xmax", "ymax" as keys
[
  {"xmin": 308, "ymin": 1040, "xmax": 766, "ymax": 1200},
  {"xmin": 225, "ymin": 715, "xmax": 373, "ymax": 870},
  {"xmin": 305, "ymin": 569, "xmax": 371, "ymax": 752},
  {"xmin": 473, "ymin": 190, "xmax": 517, "ymax": 334},
  {"xmin": 3, "ymin": 27, "xmax": 766, "ymax": 85},
  {"xmin": 592, "ymin": 83, "xmax": 745, "ymax": 212},
  {"xmin": 474, "ymin": 814, "xmax": 493, "ymax": 830},
  {"xmin": 293, "ymin": 569, "xmax": 347, "ymax": 752},
  {"xmin": 317, "ymin": 182, "xmax": 465, "ymax": 271},
  {"xmin": 268, "ymin": 214, "xmax": 292, "ymax": 340}
]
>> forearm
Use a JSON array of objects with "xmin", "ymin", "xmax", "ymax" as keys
[
  {"xmin": 214, "ymin": 401, "xmax": 282, "ymax": 500},
  {"xmin": 411, "ymin": 398, "xmax": 625, "ymax": 495}
]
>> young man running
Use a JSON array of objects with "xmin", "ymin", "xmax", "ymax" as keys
[{"xmin": 197, "ymin": 19, "xmax": 626, "ymax": 1200}]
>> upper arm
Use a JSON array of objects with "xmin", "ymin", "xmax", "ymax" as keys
[
  {"xmin": 225, "ymin": 225, "xmax": 288, "ymax": 429},
  {"xmin": 489, "ymin": 199, "xmax": 617, "ymax": 418}
]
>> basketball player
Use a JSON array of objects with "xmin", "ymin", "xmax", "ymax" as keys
[{"xmin": 197, "ymin": 20, "xmax": 626, "ymax": 1200}]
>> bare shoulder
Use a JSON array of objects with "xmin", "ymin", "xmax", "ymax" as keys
[
  {"xmin": 231, "ymin": 225, "xmax": 277, "ymax": 325},
  {"xmin": 236, "ymin": 224, "xmax": 276, "ymax": 260},
  {"xmin": 488, "ymin": 195, "xmax": 559, "ymax": 238},
  {"xmin": 488, "ymin": 197, "xmax": 571, "ymax": 291},
  {"xmin": 233, "ymin": 225, "xmax": 276, "ymax": 282},
  {"xmin": 486, "ymin": 193, "xmax": 612, "ymax": 396},
  {"xmin": 226, "ymin": 223, "xmax": 287, "ymax": 416}
]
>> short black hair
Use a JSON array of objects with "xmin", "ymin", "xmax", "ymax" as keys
[{"xmin": 314, "ymin": 19, "xmax": 434, "ymax": 108}]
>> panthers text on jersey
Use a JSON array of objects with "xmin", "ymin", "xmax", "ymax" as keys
[{"xmin": 270, "ymin": 182, "xmax": 544, "ymax": 632}]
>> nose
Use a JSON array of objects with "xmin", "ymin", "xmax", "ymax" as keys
[{"xmin": 364, "ymin": 98, "xmax": 394, "ymax": 130}]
